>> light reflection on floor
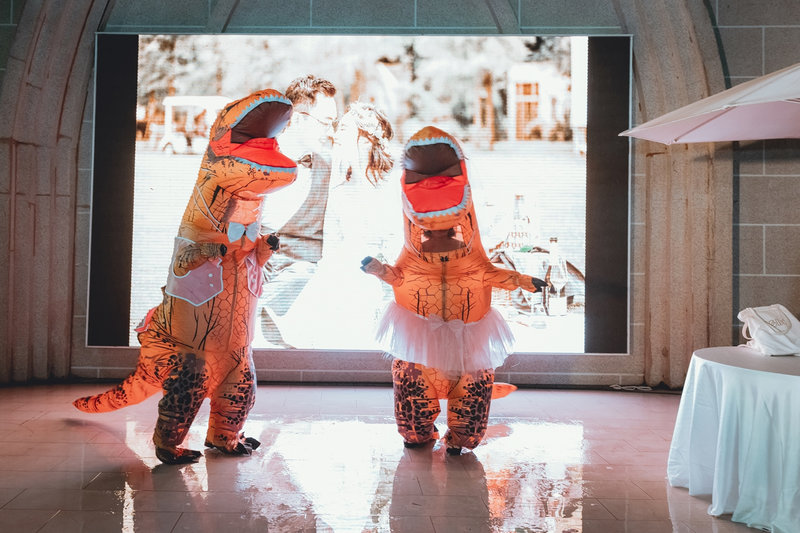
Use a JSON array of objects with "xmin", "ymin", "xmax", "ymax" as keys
[{"xmin": 0, "ymin": 384, "xmax": 759, "ymax": 532}]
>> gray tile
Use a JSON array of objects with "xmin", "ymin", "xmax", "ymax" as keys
[
  {"xmin": 734, "ymin": 140, "xmax": 764, "ymax": 176},
  {"xmin": 417, "ymin": 0, "xmax": 497, "ymax": 28},
  {"xmin": 631, "ymin": 222, "xmax": 645, "ymax": 273},
  {"xmin": 0, "ymin": 487, "xmax": 23, "ymax": 507},
  {"xmin": 312, "ymin": 0, "xmax": 415, "ymax": 28},
  {"xmin": 764, "ymin": 27, "xmax": 800, "ymax": 74},
  {"xmin": 0, "ymin": 26, "xmax": 14, "ymax": 63},
  {"xmin": 0, "ymin": 510, "xmax": 57, "ymax": 533},
  {"xmin": 519, "ymin": 0, "xmax": 620, "ymax": 28},
  {"xmin": 717, "ymin": 27, "xmax": 763, "ymax": 78},
  {"xmin": 38, "ymin": 510, "xmax": 179, "ymax": 533},
  {"xmin": 737, "ymin": 273, "xmax": 800, "ymax": 310},
  {"xmin": 0, "ymin": 0, "xmax": 11, "ymax": 23},
  {"xmin": 300, "ymin": 370, "xmax": 392, "ymax": 383},
  {"xmin": 226, "ymin": 0, "xmax": 311, "ymax": 30},
  {"xmin": 12, "ymin": 0, "xmax": 24, "ymax": 23},
  {"xmin": 631, "ymin": 173, "xmax": 646, "ymax": 226},
  {"xmin": 718, "ymin": 0, "xmax": 800, "ymax": 25},
  {"xmin": 171, "ymin": 512, "xmax": 283, "ymax": 533},
  {"xmin": 735, "ymin": 224, "xmax": 764, "ymax": 275},
  {"xmin": 765, "ymin": 225, "xmax": 800, "ymax": 275},
  {"xmin": 738, "ymin": 176, "xmax": 800, "ymax": 224},
  {"xmin": 763, "ymin": 138, "xmax": 800, "ymax": 176},
  {"xmin": 252, "ymin": 368, "xmax": 303, "ymax": 382},
  {"xmin": 105, "ymin": 0, "xmax": 208, "ymax": 28}
]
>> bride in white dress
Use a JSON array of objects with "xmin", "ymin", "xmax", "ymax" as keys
[{"xmin": 275, "ymin": 101, "xmax": 400, "ymax": 349}]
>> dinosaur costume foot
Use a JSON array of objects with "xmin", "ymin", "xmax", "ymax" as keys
[
  {"xmin": 402, "ymin": 427, "xmax": 439, "ymax": 449},
  {"xmin": 403, "ymin": 440, "xmax": 433, "ymax": 449},
  {"xmin": 155, "ymin": 446, "xmax": 203, "ymax": 464},
  {"xmin": 204, "ymin": 436, "xmax": 261, "ymax": 456},
  {"xmin": 243, "ymin": 436, "xmax": 261, "ymax": 450}
]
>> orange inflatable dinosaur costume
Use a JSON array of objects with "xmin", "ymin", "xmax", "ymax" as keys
[
  {"xmin": 74, "ymin": 89, "xmax": 297, "ymax": 464},
  {"xmin": 361, "ymin": 126, "xmax": 547, "ymax": 455}
]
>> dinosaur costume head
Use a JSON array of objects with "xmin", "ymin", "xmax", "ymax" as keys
[
  {"xmin": 206, "ymin": 88, "xmax": 297, "ymax": 197},
  {"xmin": 401, "ymin": 126, "xmax": 484, "ymax": 257},
  {"xmin": 184, "ymin": 89, "xmax": 297, "ymax": 245}
]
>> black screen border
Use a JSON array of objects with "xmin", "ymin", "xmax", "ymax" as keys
[{"xmin": 88, "ymin": 34, "xmax": 631, "ymax": 353}]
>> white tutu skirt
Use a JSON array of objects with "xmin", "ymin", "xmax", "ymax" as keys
[{"xmin": 376, "ymin": 302, "xmax": 516, "ymax": 377}]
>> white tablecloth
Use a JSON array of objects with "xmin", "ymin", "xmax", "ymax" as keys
[{"xmin": 668, "ymin": 346, "xmax": 800, "ymax": 533}]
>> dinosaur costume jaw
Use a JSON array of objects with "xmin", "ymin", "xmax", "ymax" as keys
[
  {"xmin": 401, "ymin": 164, "xmax": 471, "ymax": 231},
  {"xmin": 207, "ymin": 90, "xmax": 298, "ymax": 198},
  {"xmin": 401, "ymin": 127, "xmax": 481, "ymax": 251}
]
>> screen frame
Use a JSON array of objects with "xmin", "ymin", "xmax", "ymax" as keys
[{"xmin": 86, "ymin": 33, "xmax": 632, "ymax": 357}]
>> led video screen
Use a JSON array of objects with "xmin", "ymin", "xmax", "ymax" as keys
[{"xmin": 89, "ymin": 34, "xmax": 630, "ymax": 353}]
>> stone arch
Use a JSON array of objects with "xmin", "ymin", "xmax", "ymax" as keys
[
  {"xmin": 0, "ymin": 0, "xmax": 731, "ymax": 385},
  {"xmin": 0, "ymin": 0, "xmax": 112, "ymax": 381}
]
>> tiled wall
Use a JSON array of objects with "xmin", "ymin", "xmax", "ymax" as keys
[{"xmin": 713, "ymin": 0, "xmax": 800, "ymax": 339}]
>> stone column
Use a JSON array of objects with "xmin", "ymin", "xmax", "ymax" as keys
[{"xmin": 613, "ymin": 0, "xmax": 733, "ymax": 387}]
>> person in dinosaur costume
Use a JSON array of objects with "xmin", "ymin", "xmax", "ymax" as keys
[
  {"xmin": 73, "ymin": 89, "xmax": 297, "ymax": 464},
  {"xmin": 361, "ymin": 126, "xmax": 547, "ymax": 455}
]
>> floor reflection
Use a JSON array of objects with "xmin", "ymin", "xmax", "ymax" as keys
[
  {"xmin": 2, "ymin": 385, "xmax": 757, "ymax": 532},
  {"xmin": 202, "ymin": 417, "xmax": 589, "ymax": 532},
  {"xmin": 477, "ymin": 422, "xmax": 584, "ymax": 532}
]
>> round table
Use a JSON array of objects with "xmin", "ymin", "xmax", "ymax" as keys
[{"xmin": 667, "ymin": 346, "xmax": 800, "ymax": 533}]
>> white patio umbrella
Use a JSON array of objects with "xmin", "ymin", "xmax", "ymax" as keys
[{"xmin": 620, "ymin": 61, "xmax": 800, "ymax": 144}]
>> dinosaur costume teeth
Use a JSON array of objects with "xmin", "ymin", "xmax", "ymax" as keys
[
  {"xmin": 363, "ymin": 126, "xmax": 545, "ymax": 453},
  {"xmin": 73, "ymin": 89, "xmax": 296, "ymax": 464}
]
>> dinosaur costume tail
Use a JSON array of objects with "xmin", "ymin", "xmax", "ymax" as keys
[
  {"xmin": 492, "ymin": 382, "xmax": 517, "ymax": 399},
  {"xmin": 73, "ymin": 368, "xmax": 161, "ymax": 413}
]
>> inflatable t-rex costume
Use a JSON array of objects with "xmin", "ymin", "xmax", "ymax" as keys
[
  {"xmin": 362, "ymin": 126, "xmax": 546, "ymax": 455},
  {"xmin": 74, "ymin": 89, "xmax": 297, "ymax": 464}
]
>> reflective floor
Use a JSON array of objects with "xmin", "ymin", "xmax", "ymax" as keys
[{"xmin": 0, "ymin": 384, "xmax": 758, "ymax": 532}]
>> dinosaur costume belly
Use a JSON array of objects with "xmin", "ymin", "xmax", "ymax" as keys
[
  {"xmin": 156, "ymin": 192, "xmax": 269, "ymax": 353},
  {"xmin": 73, "ymin": 89, "xmax": 297, "ymax": 464},
  {"xmin": 363, "ymin": 126, "xmax": 545, "ymax": 454},
  {"xmin": 377, "ymin": 247, "xmax": 517, "ymax": 376}
]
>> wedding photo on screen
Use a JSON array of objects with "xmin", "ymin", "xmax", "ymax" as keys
[{"xmin": 88, "ymin": 33, "xmax": 630, "ymax": 353}]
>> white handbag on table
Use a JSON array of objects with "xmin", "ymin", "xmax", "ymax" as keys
[{"xmin": 738, "ymin": 303, "xmax": 800, "ymax": 356}]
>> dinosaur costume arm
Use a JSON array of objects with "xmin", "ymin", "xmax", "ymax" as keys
[
  {"xmin": 484, "ymin": 263, "xmax": 546, "ymax": 293},
  {"xmin": 361, "ymin": 256, "xmax": 404, "ymax": 286},
  {"xmin": 255, "ymin": 233, "xmax": 280, "ymax": 267},
  {"xmin": 172, "ymin": 242, "xmax": 227, "ymax": 276}
]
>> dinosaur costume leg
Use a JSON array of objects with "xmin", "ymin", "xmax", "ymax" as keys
[
  {"xmin": 392, "ymin": 359, "xmax": 441, "ymax": 446},
  {"xmin": 204, "ymin": 346, "xmax": 259, "ymax": 454},
  {"xmin": 152, "ymin": 350, "xmax": 210, "ymax": 464},
  {"xmin": 443, "ymin": 368, "xmax": 494, "ymax": 453},
  {"xmin": 392, "ymin": 359, "xmax": 495, "ymax": 452}
]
